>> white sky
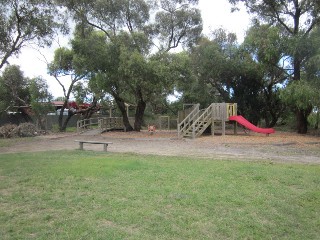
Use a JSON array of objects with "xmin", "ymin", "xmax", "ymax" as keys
[{"xmin": 10, "ymin": 0, "xmax": 250, "ymax": 98}]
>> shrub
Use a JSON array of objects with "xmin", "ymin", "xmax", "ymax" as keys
[
  {"xmin": 0, "ymin": 123, "xmax": 37, "ymax": 138},
  {"xmin": 17, "ymin": 123, "xmax": 37, "ymax": 137},
  {"xmin": 0, "ymin": 124, "xmax": 18, "ymax": 138}
]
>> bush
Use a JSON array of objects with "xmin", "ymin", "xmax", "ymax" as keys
[
  {"xmin": 17, "ymin": 123, "xmax": 37, "ymax": 137},
  {"xmin": 0, "ymin": 123, "xmax": 37, "ymax": 138},
  {"xmin": 0, "ymin": 124, "xmax": 18, "ymax": 138}
]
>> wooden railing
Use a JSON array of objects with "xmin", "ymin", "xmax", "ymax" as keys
[
  {"xmin": 98, "ymin": 117, "xmax": 124, "ymax": 132},
  {"xmin": 178, "ymin": 104, "xmax": 200, "ymax": 138},
  {"xmin": 77, "ymin": 118, "xmax": 100, "ymax": 133},
  {"xmin": 178, "ymin": 103, "xmax": 238, "ymax": 139},
  {"xmin": 226, "ymin": 103, "xmax": 237, "ymax": 118},
  {"xmin": 190, "ymin": 105, "xmax": 214, "ymax": 138}
]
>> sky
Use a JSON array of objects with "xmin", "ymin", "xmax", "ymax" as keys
[{"xmin": 10, "ymin": 0, "xmax": 251, "ymax": 98}]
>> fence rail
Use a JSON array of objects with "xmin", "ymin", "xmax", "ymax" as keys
[
  {"xmin": 98, "ymin": 117, "xmax": 124, "ymax": 132},
  {"xmin": 77, "ymin": 118, "xmax": 100, "ymax": 133}
]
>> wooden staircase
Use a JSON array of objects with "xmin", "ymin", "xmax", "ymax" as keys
[{"xmin": 178, "ymin": 103, "xmax": 237, "ymax": 139}]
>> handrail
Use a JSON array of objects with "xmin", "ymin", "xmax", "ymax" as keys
[
  {"xmin": 99, "ymin": 117, "xmax": 124, "ymax": 132},
  {"xmin": 178, "ymin": 104, "xmax": 200, "ymax": 138},
  {"xmin": 190, "ymin": 104, "xmax": 214, "ymax": 138},
  {"xmin": 178, "ymin": 103, "xmax": 238, "ymax": 139},
  {"xmin": 77, "ymin": 118, "xmax": 99, "ymax": 133},
  {"xmin": 226, "ymin": 103, "xmax": 237, "ymax": 118}
]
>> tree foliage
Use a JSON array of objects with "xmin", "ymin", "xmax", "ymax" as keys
[
  {"xmin": 29, "ymin": 77, "xmax": 54, "ymax": 130},
  {"xmin": 242, "ymin": 24, "xmax": 288, "ymax": 126},
  {"xmin": 0, "ymin": 65, "xmax": 30, "ymax": 114},
  {"xmin": 229, "ymin": 0, "xmax": 320, "ymax": 133},
  {"xmin": 56, "ymin": 0, "xmax": 202, "ymax": 131},
  {"xmin": 48, "ymin": 46, "xmax": 94, "ymax": 132},
  {"xmin": 0, "ymin": 65, "xmax": 53, "ymax": 126},
  {"xmin": 0, "ymin": 0, "xmax": 68, "ymax": 70}
]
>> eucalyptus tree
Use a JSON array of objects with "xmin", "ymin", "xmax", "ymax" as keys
[
  {"xmin": 190, "ymin": 29, "xmax": 275, "ymax": 125},
  {"xmin": 281, "ymin": 27, "xmax": 320, "ymax": 131},
  {"xmin": 242, "ymin": 24, "xmax": 288, "ymax": 127},
  {"xmin": 48, "ymin": 47, "xmax": 89, "ymax": 131},
  {"xmin": 58, "ymin": 0, "xmax": 202, "ymax": 131},
  {"xmin": 0, "ymin": 65, "xmax": 30, "ymax": 115},
  {"xmin": 153, "ymin": 0, "xmax": 202, "ymax": 52},
  {"xmin": 0, "ymin": 65, "xmax": 52, "ymax": 124},
  {"xmin": 0, "ymin": 0, "xmax": 68, "ymax": 70},
  {"xmin": 72, "ymin": 28, "xmax": 186, "ymax": 131},
  {"xmin": 229, "ymin": 0, "xmax": 320, "ymax": 132},
  {"xmin": 29, "ymin": 77, "xmax": 54, "ymax": 130},
  {"xmin": 190, "ymin": 33, "xmax": 238, "ymax": 105}
]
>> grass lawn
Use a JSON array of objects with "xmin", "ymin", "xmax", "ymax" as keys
[{"xmin": 0, "ymin": 151, "xmax": 319, "ymax": 239}]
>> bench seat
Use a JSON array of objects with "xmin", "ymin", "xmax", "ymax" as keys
[{"xmin": 75, "ymin": 140, "xmax": 113, "ymax": 151}]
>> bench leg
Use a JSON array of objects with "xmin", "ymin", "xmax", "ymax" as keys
[
  {"xmin": 79, "ymin": 142, "xmax": 84, "ymax": 150},
  {"xmin": 103, "ymin": 144, "xmax": 108, "ymax": 151}
]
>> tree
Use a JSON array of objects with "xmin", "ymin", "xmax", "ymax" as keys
[
  {"xmin": 29, "ymin": 77, "xmax": 54, "ymax": 130},
  {"xmin": 242, "ymin": 24, "xmax": 288, "ymax": 127},
  {"xmin": 0, "ymin": 65, "xmax": 30, "ymax": 119},
  {"xmin": 153, "ymin": 0, "xmax": 202, "ymax": 52},
  {"xmin": 48, "ymin": 47, "xmax": 88, "ymax": 131},
  {"xmin": 0, "ymin": 0, "xmax": 68, "ymax": 70},
  {"xmin": 75, "ymin": 30, "xmax": 183, "ymax": 131},
  {"xmin": 280, "ymin": 80, "xmax": 319, "ymax": 133},
  {"xmin": 190, "ymin": 33, "xmax": 238, "ymax": 105},
  {"xmin": 59, "ymin": 0, "xmax": 202, "ymax": 131},
  {"xmin": 229, "ymin": 0, "xmax": 320, "ymax": 133},
  {"xmin": 71, "ymin": 29, "xmax": 136, "ymax": 131},
  {"xmin": 189, "ymin": 28, "xmax": 283, "ymax": 125},
  {"xmin": 0, "ymin": 65, "xmax": 53, "ymax": 126}
]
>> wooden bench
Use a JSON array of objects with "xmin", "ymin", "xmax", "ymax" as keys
[{"xmin": 75, "ymin": 140, "xmax": 113, "ymax": 151}]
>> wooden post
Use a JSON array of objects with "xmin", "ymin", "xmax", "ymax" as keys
[
  {"xmin": 192, "ymin": 125, "xmax": 195, "ymax": 139},
  {"xmin": 79, "ymin": 142, "xmax": 84, "ymax": 150},
  {"xmin": 222, "ymin": 120, "xmax": 226, "ymax": 136},
  {"xmin": 211, "ymin": 120, "xmax": 215, "ymax": 136},
  {"xmin": 222, "ymin": 103, "xmax": 226, "ymax": 136},
  {"xmin": 103, "ymin": 144, "xmax": 108, "ymax": 151}
]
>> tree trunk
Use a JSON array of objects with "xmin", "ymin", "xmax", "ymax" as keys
[
  {"xmin": 134, "ymin": 87, "xmax": 147, "ymax": 132},
  {"xmin": 113, "ymin": 96, "xmax": 133, "ymax": 132},
  {"xmin": 81, "ymin": 97, "xmax": 98, "ymax": 120},
  {"xmin": 61, "ymin": 112, "xmax": 75, "ymax": 131},
  {"xmin": 296, "ymin": 107, "xmax": 312, "ymax": 134},
  {"xmin": 134, "ymin": 99, "xmax": 146, "ymax": 131},
  {"xmin": 293, "ymin": 57, "xmax": 301, "ymax": 81},
  {"xmin": 268, "ymin": 114, "xmax": 278, "ymax": 128},
  {"xmin": 58, "ymin": 101, "xmax": 68, "ymax": 132}
]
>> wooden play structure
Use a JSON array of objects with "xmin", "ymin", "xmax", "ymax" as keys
[{"xmin": 178, "ymin": 103, "xmax": 238, "ymax": 139}]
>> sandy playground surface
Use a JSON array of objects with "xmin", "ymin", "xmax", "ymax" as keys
[{"xmin": 0, "ymin": 128, "xmax": 320, "ymax": 164}]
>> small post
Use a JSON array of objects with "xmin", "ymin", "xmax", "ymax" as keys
[
  {"xmin": 211, "ymin": 120, "xmax": 215, "ymax": 136},
  {"xmin": 103, "ymin": 144, "xmax": 108, "ymax": 151},
  {"xmin": 79, "ymin": 142, "xmax": 84, "ymax": 150},
  {"xmin": 222, "ymin": 120, "xmax": 226, "ymax": 136},
  {"xmin": 192, "ymin": 125, "xmax": 195, "ymax": 139}
]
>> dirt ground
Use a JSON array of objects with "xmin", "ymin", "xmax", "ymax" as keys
[{"xmin": 1, "ymin": 128, "xmax": 320, "ymax": 164}]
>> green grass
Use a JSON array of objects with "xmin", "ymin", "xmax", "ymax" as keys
[{"xmin": 0, "ymin": 151, "xmax": 319, "ymax": 239}]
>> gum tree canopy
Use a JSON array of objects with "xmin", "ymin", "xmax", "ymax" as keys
[
  {"xmin": 229, "ymin": 0, "xmax": 320, "ymax": 133},
  {"xmin": 0, "ymin": 0, "xmax": 68, "ymax": 70},
  {"xmin": 58, "ymin": 0, "xmax": 202, "ymax": 131}
]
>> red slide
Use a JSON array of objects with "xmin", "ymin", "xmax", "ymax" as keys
[{"xmin": 229, "ymin": 115, "xmax": 275, "ymax": 134}]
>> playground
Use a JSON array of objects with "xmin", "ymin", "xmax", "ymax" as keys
[{"xmin": 1, "ymin": 128, "xmax": 319, "ymax": 164}]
